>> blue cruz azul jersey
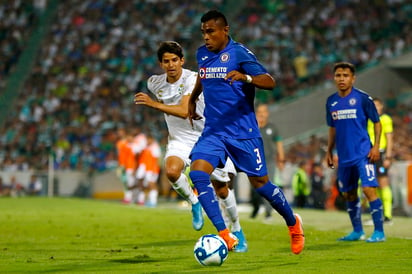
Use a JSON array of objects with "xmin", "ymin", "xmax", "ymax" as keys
[
  {"xmin": 326, "ymin": 87, "xmax": 380, "ymax": 166},
  {"xmin": 196, "ymin": 38, "xmax": 268, "ymax": 139}
]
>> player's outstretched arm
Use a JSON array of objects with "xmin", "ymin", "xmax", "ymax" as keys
[{"xmin": 134, "ymin": 92, "xmax": 190, "ymax": 119}]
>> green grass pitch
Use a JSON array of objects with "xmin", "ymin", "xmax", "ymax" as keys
[{"xmin": 0, "ymin": 197, "xmax": 411, "ymax": 273}]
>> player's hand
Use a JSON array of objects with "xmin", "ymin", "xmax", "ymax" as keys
[
  {"xmin": 367, "ymin": 146, "xmax": 380, "ymax": 163},
  {"xmin": 326, "ymin": 152, "xmax": 335, "ymax": 169},
  {"xmin": 224, "ymin": 70, "xmax": 247, "ymax": 84},
  {"xmin": 134, "ymin": 92, "xmax": 154, "ymax": 107}
]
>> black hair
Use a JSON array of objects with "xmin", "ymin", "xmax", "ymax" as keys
[
  {"xmin": 157, "ymin": 41, "xmax": 184, "ymax": 62},
  {"xmin": 333, "ymin": 62, "xmax": 356, "ymax": 74},
  {"xmin": 201, "ymin": 10, "xmax": 228, "ymax": 26}
]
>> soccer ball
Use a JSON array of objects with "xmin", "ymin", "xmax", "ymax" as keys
[{"xmin": 193, "ymin": 234, "xmax": 228, "ymax": 266}]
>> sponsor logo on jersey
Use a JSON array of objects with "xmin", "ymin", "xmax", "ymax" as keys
[
  {"xmin": 331, "ymin": 109, "xmax": 357, "ymax": 120},
  {"xmin": 199, "ymin": 67, "xmax": 227, "ymax": 79}
]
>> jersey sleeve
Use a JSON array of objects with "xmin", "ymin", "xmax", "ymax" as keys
[
  {"xmin": 147, "ymin": 75, "xmax": 157, "ymax": 97},
  {"xmin": 182, "ymin": 71, "xmax": 197, "ymax": 96},
  {"xmin": 236, "ymin": 44, "xmax": 268, "ymax": 76},
  {"xmin": 325, "ymin": 99, "xmax": 334, "ymax": 127},
  {"xmin": 364, "ymin": 95, "xmax": 380, "ymax": 123}
]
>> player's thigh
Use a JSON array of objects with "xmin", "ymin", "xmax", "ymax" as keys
[
  {"xmin": 190, "ymin": 135, "xmax": 227, "ymax": 169},
  {"xmin": 225, "ymin": 138, "xmax": 268, "ymax": 177},
  {"xmin": 164, "ymin": 140, "xmax": 192, "ymax": 167},
  {"xmin": 337, "ymin": 165, "xmax": 360, "ymax": 193},
  {"xmin": 357, "ymin": 158, "xmax": 379, "ymax": 188}
]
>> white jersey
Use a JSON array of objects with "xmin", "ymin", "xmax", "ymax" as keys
[{"xmin": 147, "ymin": 68, "xmax": 204, "ymax": 145}]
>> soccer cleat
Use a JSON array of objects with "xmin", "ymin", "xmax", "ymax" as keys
[
  {"xmin": 288, "ymin": 213, "xmax": 305, "ymax": 254},
  {"xmin": 191, "ymin": 202, "xmax": 204, "ymax": 231},
  {"xmin": 338, "ymin": 231, "xmax": 365, "ymax": 241},
  {"xmin": 219, "ymin": 228, "xmax": 239, "ymax": 251},
  {"xmin": 366, "ymin": 231, "xmax": 386, "ymax": 243},
  {"xmin": 232, "ymin": 229, "xmax": 248, "ymax": 253}
]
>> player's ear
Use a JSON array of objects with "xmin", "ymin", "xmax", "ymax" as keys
[
  {"xmin": 224, "ymin": 25, "xmax": 229, "ymax": 35},
  {"xmin": 181, "ymin": 57, "xmax": 185, "ymax": 65}
]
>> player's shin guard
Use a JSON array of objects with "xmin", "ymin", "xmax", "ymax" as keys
[
  {"xmin": 189, "ymin": 170, "xmax": 226, "ymax": 231},
  {"xmin": 256, "ymin": 182, "xmax": 296, "ymax": 226},
  {"xmin": 220, "ymin": 189, "xmax": 241, "ymax": 232},
  {"xmin": 347, "ymin": 198, "xmax": 363, "ymax": 232},
  {"xmin": 369, "ymin": 199, "xmax": 384, "ymax": 232},
  {"xmin": 170, "ymin": 173, "xmax": 198, "ymax": 204}
]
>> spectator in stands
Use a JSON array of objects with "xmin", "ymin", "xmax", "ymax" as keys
[{"xmin": 27, "ymin": 174, "xmax": 43, "ymax": 196}]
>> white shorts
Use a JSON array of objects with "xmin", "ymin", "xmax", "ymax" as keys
[
  {"xmin": 136, "ymin": 164, "xmax": 159, "ymax": 187},
  {"xmin": 164, "ymin": 140, "xmax": 192, "ymax": 167},
  {"xmin": 210, "ymin": 157, "xmax": 237, "ymax": 182},
  {"xmin": 165, "ymin": 140, "xmax": 237, "ymax": 183}
]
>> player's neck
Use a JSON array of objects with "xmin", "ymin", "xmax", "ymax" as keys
[
  {"xmin": 167, "ymin": 70, "xmax": 183, "ymax": 84},
  {"xmin": 338, "ymin": 88, "xmax": 353, "ymax": 97}
]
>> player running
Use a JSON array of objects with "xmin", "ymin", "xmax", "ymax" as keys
[
  {"xmin": 188, "ymin": 10, "xmax": 304, "ymax": 254},
  {"xmin": 134, "ymin": 41, "xmax": 247, "ymax": 252}
]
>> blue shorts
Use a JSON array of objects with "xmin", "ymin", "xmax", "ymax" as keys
[
  {"xmin": 190, "ymin": 134, "xmax": 268, "ymax": 177},
  {"xmin": 337, "ymin": 157, "xmax": 379, "ymax": 193}
]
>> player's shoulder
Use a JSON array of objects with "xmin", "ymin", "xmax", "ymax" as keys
[
  {"xmin": 231, "ymin": 39, "xmax": 256, "ymax": 57},
  {"xmin": 326, "ymin": 92, "xmax": 338, "ymax": 102},
  {"xmin": 381, "ymin": 113, "xmax": 393, "ymax": 123},
  {"xmin": 181, "ymin": 68, "xmax": 198, "ymax": 78},
  {"xmin": 353, "ymin": 87, "xmax": 374, "ymax": 101},
  {"xmin": 148, "ymin": 74, "xmax": 166, "ymax": 89}
]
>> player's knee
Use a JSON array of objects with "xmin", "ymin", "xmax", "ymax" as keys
[
  {"xmin": 211, "ymin": 180, "xmax": 228, "ymax": 198},
  {"xmin": 165, "ymin": 168, "xmax": 181, "ymax": 183},
  {"xmin": 189, "ymin": 170, "xmax": 210, "ymax": 186},
  {"xmin": 249, "ymin": 176, "xmax": 268, "ymax": 189}
]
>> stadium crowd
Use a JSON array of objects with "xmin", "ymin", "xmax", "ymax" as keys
[{"xmin": 0, "ymin": 1, "xmax": 411, "ymax": 205}]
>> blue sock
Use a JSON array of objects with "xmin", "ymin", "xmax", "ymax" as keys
[
  {"xmin": 347, "ymin": 198, "xmax": 363, "ymax": 233},
  {"xmin": 256, "ymin": 182, "xmax": 296, "ymax": 226},
  {"xmin": 189, "ymin": 170, "xmax": 226, "ymax": 232},
  {"xmin": 369, "ymin": 199, "xmax": 384, "ymax": 232}
]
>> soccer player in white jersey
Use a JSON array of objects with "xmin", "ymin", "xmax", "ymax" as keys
[{"xmin": 134, "ymin": 41, "xmax": 247, "ymax": 252}]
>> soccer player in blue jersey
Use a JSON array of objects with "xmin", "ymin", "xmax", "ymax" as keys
[
  {"xmin": 325, "ymin": 62, "xmax": 385, "ymax": 242},
  {"xmin": 187, "ymin": 10, "xmax": 304, "ymax": 254}
]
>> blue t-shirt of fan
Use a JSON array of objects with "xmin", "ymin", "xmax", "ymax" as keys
[
  {"xmin": 326, "ymin": 87, "xmax": 380, "ymax": 166},
  {"xmin": 196, "ymin": 37, "xmax": 268, "ymax": 139}
]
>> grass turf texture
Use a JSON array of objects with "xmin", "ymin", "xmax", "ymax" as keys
[{"xmin": 0, "ymin": 198, "xmax": 411, "ymax": 273}]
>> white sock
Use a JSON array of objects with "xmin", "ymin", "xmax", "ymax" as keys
[
  {"xmin": 219, "ymin": 197, "xmax": 231, "ymax": 229},
  {"xmin": 124, "ymin": 190, "xmax": 133, "ymax": 202},
  {"xmin": 136, "ymin": 190, "xmax": 145, "ymax": 204},
  {"xmin": 220, "ymin": 189, "xmax": 241, "ymax": 232},
  {"xmin": 171, "ymin": 173, "xmax": 198, "ymax": 204},
  {"xmin": 148, "ymin": 189, "xmax": 158, "ymax": 206}
]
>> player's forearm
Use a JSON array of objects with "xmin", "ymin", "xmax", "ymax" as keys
[
  {"xmin": 189, "ymin": 77, "xmax": 202, "ymax": 104},
  {"xmin": 385, "ymin": 133, "xmax": 394, "ymax": 158},
  {"xmin": 152, "ymin": 102, "xmax": 188, "ymax": 119},
  {"xmin": 249, "ymin": 73, "xmax": 276, "ymax": 90},
  {"xmin": 327, "ymin": 127, "xmax": 336, "ymax": 154},
  {"xmin": 373, "ymin": 121, "xmax": 382, "ymax": 150}
]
